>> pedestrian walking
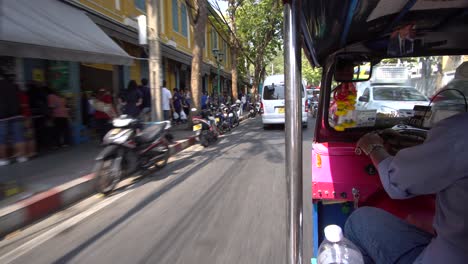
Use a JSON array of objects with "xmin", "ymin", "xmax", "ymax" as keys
[
  {"xmin": 94, "ymin": 88, "xmax": 115, "ymax": 141},
  {"xmin": 0, "ymin": 72, "xmax": 27, "ymax": 165},
  {"xmin": 119, "ymin": 80, "xmax": 142, "ymax": 118},
  {"xmin": 139, "ymin": 78, "xmax": 152, "ymax": 121},
  {"xmin": 18, "ymin": 84, "xmax": 36, "ymax": 158},
  {"xmin": 162, "ymin": 80, "xmax": 172, "ymax": 121},
  {"xmin": 172, "ymin": 88, "xmax": 182, "ymax": 124},
  {"xmin": 182, "ymin": 89, "xmax": 191, "ymax": 119},
  {"xmin": 241, "ymin": 93, "xmax": 247, "ymax": 111},
  {"xmin": 201, "ymin": 91, "xmax": 208, "ymax": 110},
  {"xmin": 47, "ymin": 88, "xmax": 71, "ymax": 148}
]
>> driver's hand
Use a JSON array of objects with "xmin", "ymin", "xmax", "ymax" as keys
[{"xmin": 357, "ymin": 132, "xmax": 384, "ymax": 155}]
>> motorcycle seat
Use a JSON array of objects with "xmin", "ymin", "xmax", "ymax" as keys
[{"xmin": 137, "ymin": 123, "xmax": 166, "ymax": 143}]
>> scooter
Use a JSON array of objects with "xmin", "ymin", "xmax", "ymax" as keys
[
  {"xmin": 255, "ymin": 102, "xmax": 262, "ymax": 115},
  {"xmin": 212, "ymin": 105, "xmax": 230, "ymax": 134},
  {"xmin": 191, "ymin": 108, "xmax": 220, "ymax": 147},
  {"xmin": 94, "ymin": 115, "xmax": 172, "ymax": 195},
  {"xmin": 248, "ymin": 102, "xmax": 258, "ymax": 118},
  {"xmin": 221, "ymin": 104, "xmax": 235, "ymax": 130},
  {"xmin": 229, "ymin": 103, "xmax": 241, "ymax": 128}
]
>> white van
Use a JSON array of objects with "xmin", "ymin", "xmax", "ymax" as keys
[{"xmin": 261, "ymin": 74, "xmax": 308, "ymax": 129}]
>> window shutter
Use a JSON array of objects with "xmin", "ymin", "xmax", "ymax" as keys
[
  {"xmin": 181, "ymin": 4, "xmax": 188, "ymax": 37},
  {"xmin": 172, "ymin": 0, "xmax": 179, "ymax": 32}
]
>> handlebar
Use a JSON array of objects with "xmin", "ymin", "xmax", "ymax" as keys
[{"xmin": 354, "ymin": 125, "xmax": 428, "ymax": 155}]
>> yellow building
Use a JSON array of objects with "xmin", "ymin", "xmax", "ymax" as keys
[{"xmin": 69, "ymin": 0, "xmax": 233, "ymax": 95}]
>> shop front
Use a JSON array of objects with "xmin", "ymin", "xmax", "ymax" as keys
[{"xmin": 0, "ymin": 0, "xmax": 133, "ymax": 156}]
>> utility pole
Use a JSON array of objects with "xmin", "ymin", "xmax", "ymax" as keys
[{"xmin": 146, "ymin": 0, "xmax": 163, "ymax": 121}]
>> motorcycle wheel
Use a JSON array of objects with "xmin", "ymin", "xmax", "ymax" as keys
[
  {"xmin": 200, "ymin": 131, "xmax": 210, "ymax": 147},
  {"xmin": 233, "ymin": 117, "xmax": 240, "ymax": 127},
  {"xmin": 94, "ymin": 157, "xmax": 122, "ymax": 195},
  {"xmin": 154, "ymin": 144, "xmax": 170, "ymax": 168}
]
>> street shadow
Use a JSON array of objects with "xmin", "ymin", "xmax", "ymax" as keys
[{"xmin": 51, "ymin": 120, "xmax": 265, "ymax": 263}]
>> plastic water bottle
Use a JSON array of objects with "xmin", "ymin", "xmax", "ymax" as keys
[{"xmin": 317, "ymin": 225, "xmax": 364, "ymax": 264}]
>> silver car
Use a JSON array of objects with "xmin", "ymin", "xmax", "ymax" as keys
[{"xmin": 357, "ymin": 85, "xmax": 429, "ymax": 117}]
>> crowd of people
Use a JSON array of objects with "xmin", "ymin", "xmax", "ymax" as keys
[
  {"xmin": 1, "ymin": 71, "xmax": 254, "ymax": 166},
  {"xmin": 0, "ymin": 71, "xmax": 73, "ymax": 166}
]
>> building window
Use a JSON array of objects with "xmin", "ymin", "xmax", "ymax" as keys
[
  {"xmin": 135, "ymin": 0, "xmax": 145, "ymax": 11},
  {"xmin": 211, "ymin": 29, "xmax": 218, "ymax": 51},
  {"xmin": 224, "ymin": 42, "xmax": 228, "ymax": 63},
  {"xmin": 181, "ymin": 4, "xmax": 188, "ymax": 37},
  {"xmin": 172, "ymin": 0, "xmax": 179, "ymax": 32}
]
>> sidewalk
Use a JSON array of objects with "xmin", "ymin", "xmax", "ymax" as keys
[
  {"xmin": 0, "ymin": 124, "xmax": 195, "ymax": 209},
  {"xmin": 0, "ymin": 114, "xmax": 250, "ymax": 237}
]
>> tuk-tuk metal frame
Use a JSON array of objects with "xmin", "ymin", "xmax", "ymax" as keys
[{"xmin": 284, "ymin": 1, "xmax": 303, "ymax": 263}]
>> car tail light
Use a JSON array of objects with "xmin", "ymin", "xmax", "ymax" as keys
[
  {"xmin": 260, "ymin": 102, "xmax": 264, "ymax": 113},
  {"xmin": 305, "ymin": 100, "xmax": 309, "ymax": 112}
]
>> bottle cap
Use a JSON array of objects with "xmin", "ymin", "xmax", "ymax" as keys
[{"xmin": 324, "ymin": 225, "xmax": 343, "ymax": 243}]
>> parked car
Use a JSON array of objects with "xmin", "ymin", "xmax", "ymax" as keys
[
  {"xmin": 261, "ymin": 74, "xmax": 309, "ymax": 129},
  {"xmin": 357, "ymin": 85, "xmax": 429, "ymax": 117}
]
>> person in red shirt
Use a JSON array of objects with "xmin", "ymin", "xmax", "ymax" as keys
[
  {"xmin": 18, "ymin": 85, "xmax": 36, "ymax": 158},
  {"xmin": 94, "ymin": 88, "xmax": 115, "ymax": 141}
]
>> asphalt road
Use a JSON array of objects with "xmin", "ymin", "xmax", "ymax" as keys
[{"xmin": 0, "ymin": 116, "xmax": 316, "ymax": 264}]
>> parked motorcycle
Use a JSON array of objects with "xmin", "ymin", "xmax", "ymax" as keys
[
  {"xmin": 229, "ymin": 103, "xmax": 241, "ymax": 128},
  {"xmin": 191, "ymin": 108, "xmax": 220, "ymax": 147},
  {"xmin": 212, "ymin": 105, "xmax": 230, "ymax": 133},
  {"xmin": 255, "ymin": 102, "xmax": 262, "ymax": 115},
  {"xmin": 248, "ymin": 102, "xmax": 258, "ymax": 118},
  {"xmin": 94, "ymin": 115, "xmax": 172, "ymax": 194},
  {"xmin": 221, "ymin": 104, "xmax": 236, "ymax": 130}
]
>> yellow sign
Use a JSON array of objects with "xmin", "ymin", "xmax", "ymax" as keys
[{"xmin": 32, "ymin": 69, "xmax": 44, "ymax": 82}]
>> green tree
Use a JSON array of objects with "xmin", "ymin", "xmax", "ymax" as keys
[
  {"xmin": 302, "ymin": 56, "xmax": 322, "ymax": 87},
  {"xmin": 210, "ymin": 0, "xmax": 243, "ymax": 99},
  {"xmin": 236, "ymin": 0, "xmax": 283, "ymax": 95},
  {"xmin": 269, "ymin": 53, "xmax": 322, "ymax": 87},
  {"xmin": 186, "ymin": 0, "xmax": 208, "ymax": 114}
]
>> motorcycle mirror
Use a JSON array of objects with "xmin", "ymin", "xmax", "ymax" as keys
[{"xmin": 191, "ymin": 108, "xmax": 197, "ymax": 112}]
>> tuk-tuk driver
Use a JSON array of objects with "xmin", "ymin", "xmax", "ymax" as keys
[{"xmin": 345, "ymin": 62, "xmax": 468, "ymax": 264}]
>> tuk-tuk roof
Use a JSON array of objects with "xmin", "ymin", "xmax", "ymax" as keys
[{"xmin": 301, "ymin": 0, "xmax": 468, "ymax": 66}]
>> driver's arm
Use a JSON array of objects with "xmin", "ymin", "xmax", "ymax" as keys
[{"xmin": 365, "ymin": 120, "xmax": 463, "ymax": 199}]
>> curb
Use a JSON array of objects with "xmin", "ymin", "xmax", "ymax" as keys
[
  {"xmin": 0, "ymin": 135, "xmax": 198, "ymax": 238},
  {"xmin": 0, "ymin": 117, "xmax": 252, "ymax": 237}
]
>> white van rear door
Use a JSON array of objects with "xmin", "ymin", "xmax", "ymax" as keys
[{"xmin": 262, "ymin": 84, "xmax": 286, "ymax": 114}]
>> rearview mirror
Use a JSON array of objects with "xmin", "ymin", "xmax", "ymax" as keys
[
  {"xmin": 334, "ymin": 54, "xmax": 374, "ymax": 82},
  {"xmin": 358, "ymin": 96, "xmax": 369, "ymax": 102}
]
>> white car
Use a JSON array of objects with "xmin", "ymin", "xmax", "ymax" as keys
[
  {"xmin": 357, "ymin": 85, "xmax": 429, "ymax": 117},
  {"xmin": 261, "ymin": 74, "xmax": 309, "ymax": 128}
]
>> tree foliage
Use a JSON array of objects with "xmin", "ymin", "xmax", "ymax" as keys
[
  {"xmin": 302, "ymin": 56, "xmax": 322, "ymax": 87},
  {"xmin": 269, "ymin": 53, "xmax": 322, "ymax": 87},
  {"xmin": 236, "ymin": 0, "xmax": 283, "ymax": 92}
]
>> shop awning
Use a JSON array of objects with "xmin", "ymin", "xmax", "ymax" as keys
[{"xmin": 0, "ymin": 0, "xmax": 134, "ymax": 65}]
